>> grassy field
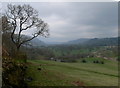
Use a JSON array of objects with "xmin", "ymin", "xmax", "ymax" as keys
[{"xmin": 26, "ymin": 57, "xmax": 118, "ymax": 86}]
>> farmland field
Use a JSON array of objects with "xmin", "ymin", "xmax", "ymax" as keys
[{"xmin": 26, "ymin": 57, "xmax": 118, "ymax": 86}]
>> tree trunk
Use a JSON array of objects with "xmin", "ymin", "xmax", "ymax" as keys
[{"xmin": 16, "ymin": 44, "xmax": 21, "ymax": 52}]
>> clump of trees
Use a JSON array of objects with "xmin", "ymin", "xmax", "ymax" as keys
[{"xmin": 25, "ymin": 47, "xmax": 55, "ymax": 60}]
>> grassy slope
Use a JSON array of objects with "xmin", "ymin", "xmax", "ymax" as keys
[{"xmin": 26, "ymin": 58, "xmax": 118, "ymax": 86}]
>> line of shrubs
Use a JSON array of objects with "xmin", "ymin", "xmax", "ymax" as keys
[
  {"xmin": 93, "ymin": 60, "xmax": 104, "ymax": 64},
  {"xmin": 81, "ymin": 59, "xmax": 104, "ymax": 64}
]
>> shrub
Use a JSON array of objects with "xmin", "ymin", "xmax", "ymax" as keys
[
  {"xmin": 2, "ymin": 57, "xmax": 28, "ymax": 88},
  {"xmin": 101, "ymin": 61, "xmax": 104, "ymax": 64},
  {"xmin": 14, "ymin": 52, "xmax": 27, "ymax": 63},
  {"xmin": 93, "ymin": 61, "xmax": 96, "ymax": 63},
  {"xmin": 82, "ymin": 59, "xmax": 87, "ymax": 63},
  {"xmin": 96, "ymin": 60, "xmax": 99, "ymax": 63}
]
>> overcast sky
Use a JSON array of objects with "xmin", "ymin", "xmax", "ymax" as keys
[{"xmin": 2, "ymin": 2, "xmax": 118, "ymax": 43}]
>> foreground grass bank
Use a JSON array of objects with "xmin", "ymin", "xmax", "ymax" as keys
[{"xmin": 26, "ymin": 58, "xmax": 118, "ymax": 86}]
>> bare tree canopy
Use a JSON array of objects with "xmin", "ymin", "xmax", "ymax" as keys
[{"xmin": 5, "ymin": 4, "xmax": 49, "ymax": 50}]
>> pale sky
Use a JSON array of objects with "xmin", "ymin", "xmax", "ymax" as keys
[{"xmin": 2, "ymin": 2, "xmax": 118, "ymax": 43}]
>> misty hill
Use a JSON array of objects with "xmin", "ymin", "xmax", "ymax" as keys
[
  {"xmin": 66, "ymin": 37, "xmax": 118, "ymax": 46},
  {"xmin": 29, "ymin": 38, "xmax": 46, "ymax": 46},
  {"xmin": 20, "ymin": 35, "xmax": 46, "ymax": 47},
  {"xmin": 66, "ymin": 38, "xmax": 90, "ymax": 44},
  {"xmin": 46, "ymin": 42, "xmax": 64, "ymax": 45},
  {"xmin": 23, "ymin": 36, "xmax": 118, "ymax": 47},
  {"xmin": 84, "ymin": 37, "xmax": 118, "ymax": 46}
]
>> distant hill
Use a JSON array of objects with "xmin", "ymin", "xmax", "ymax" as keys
[
  {"xmin": 66, "ymin": 38, "xmax": 90, "ymax": 44},
  {"xmin": 84, "ymin": 37, "xmax": 118, "ymax": 46},
  {"xmin": 46, "ymin": 42, "xmax": 64, "ymax": 45},
  {"xmin": 29, "ymin": 38, "xmax": 46, "ymax": 46},
  {"xmin": 29, "ymin": 37, "xmax": 118, "ymax": 47},
  {"xmin": 66, "ymin": 37, "xmax": 118, "ymax": 46},
  {"xmin": 20, "ymin": 35, "xmax": 46, "ymax": 47}
]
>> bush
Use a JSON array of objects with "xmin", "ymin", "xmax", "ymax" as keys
[
  {"xmin": 14, "ymin": 52, "xmax": 27, "ymax": 63},
  {"xmin": 93, "ymin": 61, "xmax": 96, "ymax": 63},
  {"xmin": 2, "ymin": 57, "xmax": 28, "ymax": 88},
  {"xmin": 82, "ymin": 59, "xmax": 87, "ymax": 63},
  {"xmin": 95, "ymin": 60, "xmax": 99, "ymax": 63},
  {"xmin": 101, "ymin": 61, "xmax": 104, "ymax": 64}
]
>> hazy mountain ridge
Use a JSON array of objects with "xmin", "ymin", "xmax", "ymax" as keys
[
  {"xmin": 23, "ymin": 36, "xmax": 118, "ymax": 47},
  {"xmin": 19, "ymin": 35, "xmax": 46, "ymax": 47},
  {"xmin": 84, "ymin": 37, "xmax": 118, "ymax": 46},
  {"xmin": 65, "ymin": 37, "xmax": 118, "ymax": 46},
  {"xmin": 66, "ymin": 38, "xmax": 90, "ymax": 44},
  {"xmin": 30, "ymin": 38, "xmax": 46, "ymax": 46}
]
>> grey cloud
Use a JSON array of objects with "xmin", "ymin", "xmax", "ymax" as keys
[{"xmin": 2, "ymin": 2, "xmax": 118, "ymax": 42}]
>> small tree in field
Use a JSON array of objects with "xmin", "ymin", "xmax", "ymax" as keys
[{"xmin": 6, "ymin": 4, "xmax": 49, "ymax": 51}]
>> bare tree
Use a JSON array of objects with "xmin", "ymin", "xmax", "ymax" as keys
[{"xmin": 5, "ymin": 4, "xmax": 49, "ymax": 51}]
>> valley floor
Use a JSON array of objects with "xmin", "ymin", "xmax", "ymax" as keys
[{"xmin": 26, "ymin": 58, "xmax": 118, "ymax": 86}]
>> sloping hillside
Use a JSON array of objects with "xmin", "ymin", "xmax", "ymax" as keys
[
  {"xmin": 84, "ymin": 37, "xmax": 118, "ymax": 46},
  {"xmin": 26, "ymin": 58, "xmax": 118, "ymax": 86}
]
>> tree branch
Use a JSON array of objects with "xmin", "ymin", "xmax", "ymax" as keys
[
  {"xmin": 10, "ymin": 19, "xmax": 17, "ymax": 45},
  {"xmin": 22, "ymin": 21, "xmax": 35, "ymax": 30},
  {"xmin": 19, "ymin": 34, "xmax": 39, "ymax": 46},
  {"xmin": 21, "ymin": 16, "xmax": 29, "ymax": 24},
  {"xmin": 17, "ymin": 19, "xmax": 22, "ymax": 44}
]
